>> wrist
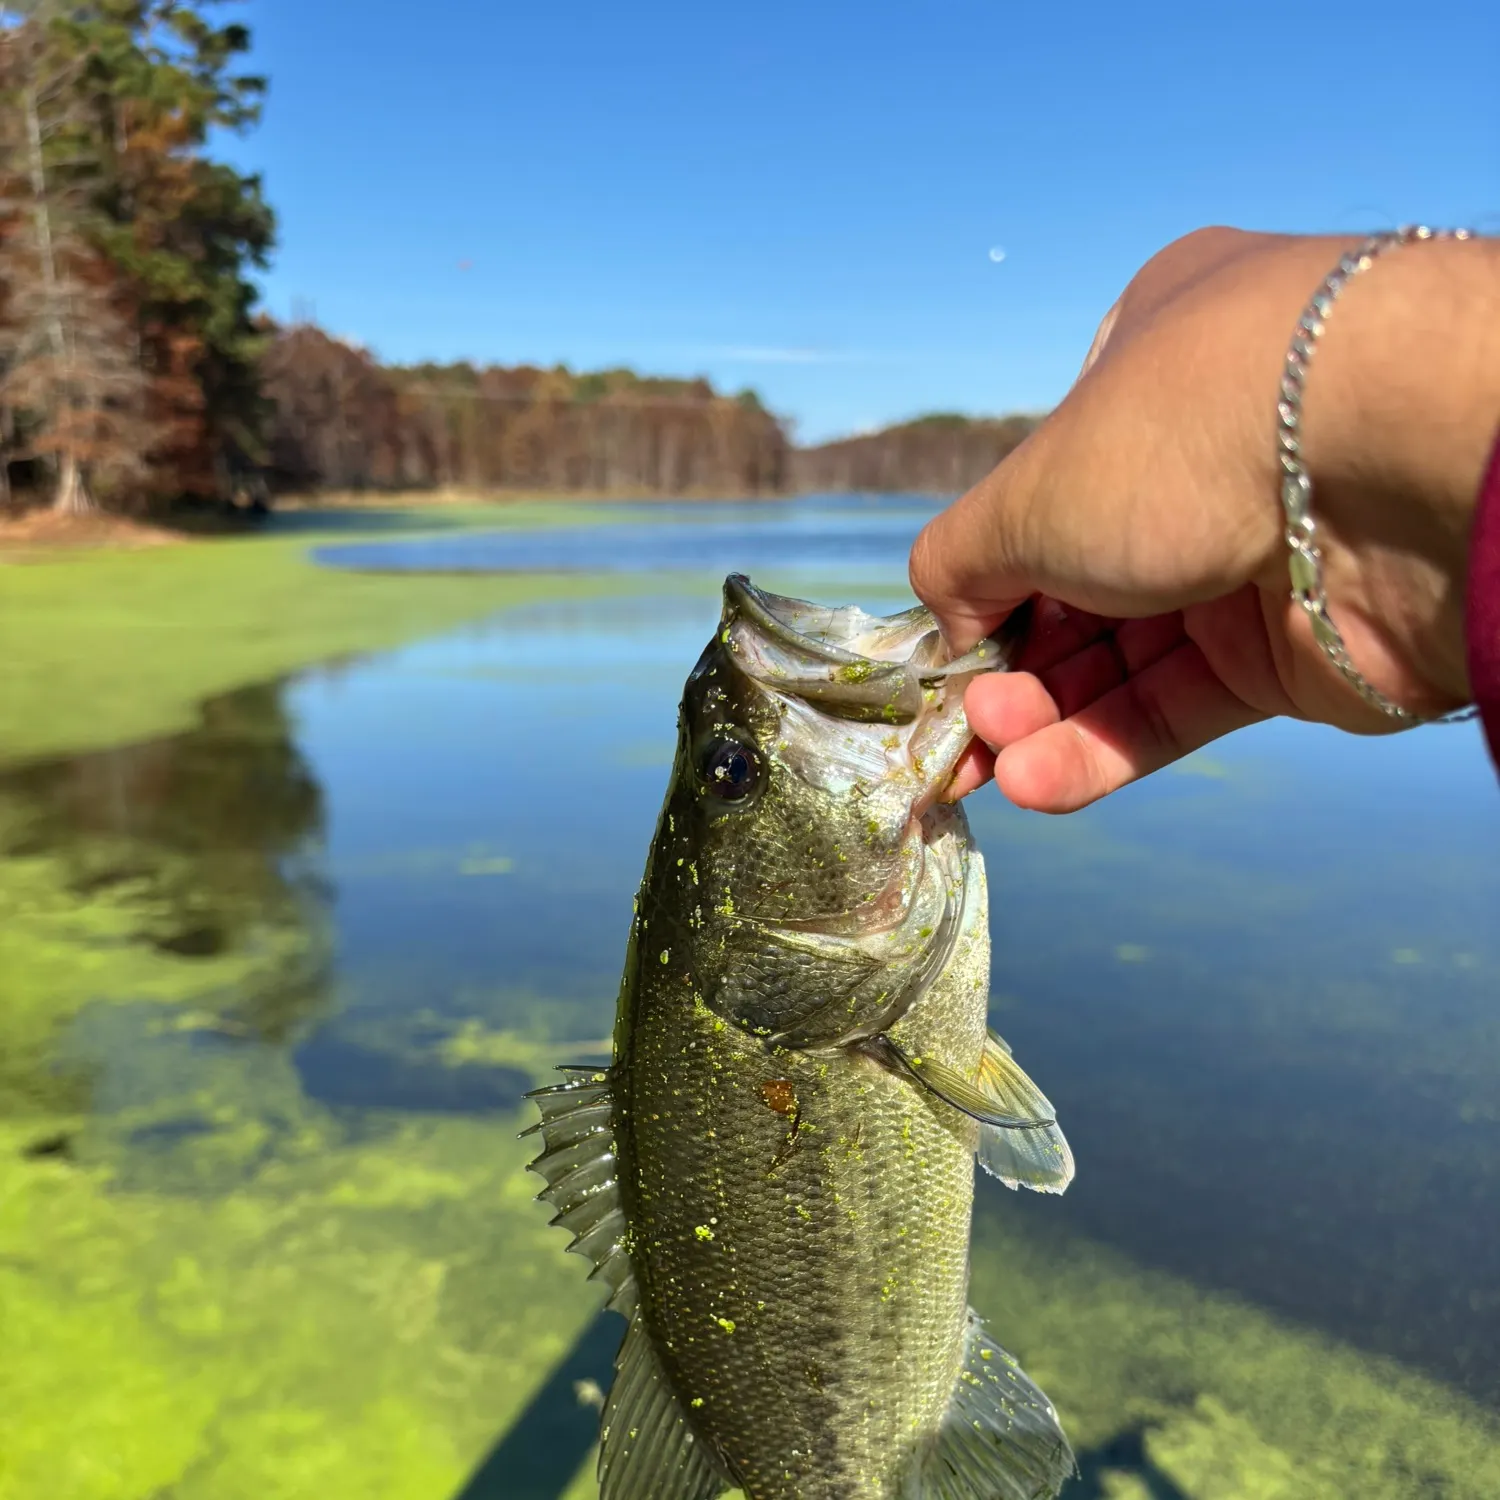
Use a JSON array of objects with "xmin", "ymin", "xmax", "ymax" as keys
[{"xmin": 1294, "ymin": 234, "xmax": 1500, "ymax": 700}]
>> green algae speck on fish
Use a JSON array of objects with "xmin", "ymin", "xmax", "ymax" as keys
[{"xmin": 526, "ymin": 576, "xmax": 1077, "ymax": 1500}]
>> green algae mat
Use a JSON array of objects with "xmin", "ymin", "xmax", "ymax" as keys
[
  {"xmin": 2, "ymin": 512, "xmax": 1497, "ymax": 1499},
  {"xmin": 0, "ymin": 505, "xmax": 635, "ymax": 767}
]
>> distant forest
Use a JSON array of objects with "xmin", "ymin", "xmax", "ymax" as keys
[
  {"xmin": 0, "ymin": 3, "xmax": 1035, "ymax": 514},
  {"xmin": 790, "ymin": 413, "xmax": 1039, "ymax": 497},
  {"xmin": 259, "ymin": 325, "xmax": 1038, "ymax": 501},
  {"xmin": 260, "ymin": 325, "xmax": 789, "ymax": 499}
]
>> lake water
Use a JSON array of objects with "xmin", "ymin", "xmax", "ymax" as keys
[{"xmin": 5, "ymin": 494, "xmax": 1498, "ymax": 1499}]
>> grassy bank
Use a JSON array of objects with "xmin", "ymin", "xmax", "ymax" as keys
[{"xmin": 0, "ymin": 504, "xmax": 635, "ymax": 768}]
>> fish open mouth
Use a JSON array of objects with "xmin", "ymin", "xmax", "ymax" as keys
[
  {"xmin": 723, "ymin": 574, "xmax": 942, "ymax": 667},
  {"xmin": 713, "ymin": 573, "xmax": 1033, "ymax": 833},
  {"xmin": 719, "ymin": 574, "xmax": 1027, "ymax": 726}
]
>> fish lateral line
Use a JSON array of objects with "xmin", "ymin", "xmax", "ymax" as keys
[{"xmin": 856, "ymin": 1033, "xmax": 1058, "ymax": 1131}]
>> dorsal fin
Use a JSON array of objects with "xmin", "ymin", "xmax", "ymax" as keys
[
  {"xmin": 598, "ymin": 1311, "xmax": 731, "ymax": 1500},
  {"xmin": 524, "ymin": 1068, "xmax": 636, "ymax": 1317},
  {"xmin": 921, "ymin": 1309, "xmax": 1076, "ymax": 1500}
]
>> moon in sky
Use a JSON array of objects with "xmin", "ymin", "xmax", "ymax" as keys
[{"xmin": 988, "ymin": 246, "xmax": 1007, "ymax": 263}]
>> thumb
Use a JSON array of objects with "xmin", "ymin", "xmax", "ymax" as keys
[
  {"xmin": 909, "ymin": 440, "xmax": 1044, "ymax": 651},
  {"xmin": 912, "ymin": 290, "xmax": 1129, "ymax": 652}
]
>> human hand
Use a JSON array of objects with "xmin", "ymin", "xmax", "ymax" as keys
[{"xmin": 910, "ymin": 227, "xmax": 1500, "ymax": 812}]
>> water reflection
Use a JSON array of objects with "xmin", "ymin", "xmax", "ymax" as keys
[
  {"xmin": 965, "ymin": 718, "xmax": 1500, "ymax": 1401},
  {"xmin": 0, "ymin": 681, "xmax": 335, "ymax": 1122},
  {"xmin": 283, "ymin": 594, "xmax": 718, "ymax": 1043},
  {"xmin": 293, "ymin": 1030, "xmax": 532, "ymax": 1114},
  {"xmin": 278, "ymin": 578, "xmax": 1499, "ymax": 1415}
]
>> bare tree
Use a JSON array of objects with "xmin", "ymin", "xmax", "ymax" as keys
[{"xmin": 0, "ymin": 4, "xmax": 152, "ymax": 513}]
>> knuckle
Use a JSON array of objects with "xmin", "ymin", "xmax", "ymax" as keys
[{"xmin": 1123, "ymin": 672, "xmax": 1184, "ymax": 766}]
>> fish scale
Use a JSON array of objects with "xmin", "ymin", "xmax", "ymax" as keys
[{"xmin": 527, "ymin": 577, "xmax": 1076, "ymax": 1500}]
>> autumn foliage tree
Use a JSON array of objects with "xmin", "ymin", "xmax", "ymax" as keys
[{"xmin": 790, "ymin": 413, "xmax": 1041, "ymax": 495}]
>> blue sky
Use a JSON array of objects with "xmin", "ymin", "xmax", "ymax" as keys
[{"xmin": 227, "ymin": 0, "xmax": 1499, "ymax": 442}]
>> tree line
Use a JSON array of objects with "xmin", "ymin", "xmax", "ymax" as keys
[
  {"xmin": 0, "ymin": 4, "xmax": 791, "ymax": 509},
  {"xmin": 261, "ymin": 324, "xmax": 790, "ymax": 498},
  {"xmin": 790, "ymin": 413, "xmax": 1039, "ymax": 496}
]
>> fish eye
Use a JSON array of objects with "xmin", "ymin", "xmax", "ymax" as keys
[{"xmin": 696, "ymin": 733, "xmax": 762, "ymax": 805}]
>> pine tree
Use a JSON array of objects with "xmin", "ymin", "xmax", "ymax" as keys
[
  {"xmin": 0, "ymin": 1, "xmax": 273, "ymax": 511},
  {"xmin": 0, "ymin": 2, "xmax": 152, "ymax": 512},
  {"xmin": 82, "ymin": 1, "xmax": 274, "ymax": 501}
]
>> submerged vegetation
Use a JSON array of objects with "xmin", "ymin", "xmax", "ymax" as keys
[
  {"xmin": 1, "ymin": 7, "xmax": 1489, "ymax": 1496},
  {"xmin": 5, "ymin": 810, "xmax": 1496, "ymax": 1500},
  {"xmin": 1, "ymin": 519, "xmax": 1497, "ymax": 1498}
]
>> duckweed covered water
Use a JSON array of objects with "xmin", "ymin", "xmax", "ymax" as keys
[{"xmin": 2, "ymin": 498, "xmax": 1497, "ymax": 1499}]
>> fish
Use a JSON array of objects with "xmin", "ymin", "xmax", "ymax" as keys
[{"xmin": 526, "ymin": 575, "xmax": 1076, "ymax": 1500}]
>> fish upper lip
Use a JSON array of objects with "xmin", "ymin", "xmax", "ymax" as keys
[
  {"xmin": 723, "ymin": 573, "xmax": 1019, "ymax": 682},
  {"xmin": 722, "ymin": 574, "xmax": 870, "ymax": 667}
]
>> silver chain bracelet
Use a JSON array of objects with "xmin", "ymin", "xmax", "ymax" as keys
[{"xmin": 1277, "ymin": 224, "xmax": 1475, "ymax": 726}]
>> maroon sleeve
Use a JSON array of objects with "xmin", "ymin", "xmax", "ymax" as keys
[{"xmin": 1468, "ymin": 424, "xmax": 1500, "ymax": 773}]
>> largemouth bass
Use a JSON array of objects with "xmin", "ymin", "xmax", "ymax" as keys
[{"xmin": 527, "ymin": 576, "xmax": 1076, "ymax": 1500}]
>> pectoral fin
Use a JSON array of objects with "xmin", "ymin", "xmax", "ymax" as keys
[
  {"xmin": 919, "ymin": 1309, "xmax": 1076, "ymax": 1500},
  {"xmin": 973, "ymin": 1030, "xmax": 1075, "ymax": 1195},
  {"xmin": 863, "ymin": 1034, "xmax": 1053, "ymax": 1130},
  {"xmin": 861, "ymin": 1032, "xmax": 1075, "ymax": 1194}
]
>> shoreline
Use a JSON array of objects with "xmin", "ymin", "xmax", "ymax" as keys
[{"xmin": 0, "ymin": 486, "xmax": 953, "ymax": 558}]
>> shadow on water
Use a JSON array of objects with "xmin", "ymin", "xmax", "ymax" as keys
[
  {"xmin": 454, "ymin": 1311, "xmax": 623, "ymax": 1500},
  {"xmin": 452, "ymin": 1313, "xmax": 1190, "ymax": 1500},
  {"xmin": 1068, "ymin": 1428, "xmax": 1192, "ymax": 1500}
]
